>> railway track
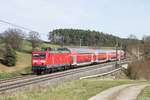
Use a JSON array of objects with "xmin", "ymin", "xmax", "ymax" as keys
[
  {"xmin": 0, "ymin": 75, "xmax": 37, "ymax": 84},
  {"xmin": 0, "ymin": 58, "xmax": 132, "ymax": 94}
]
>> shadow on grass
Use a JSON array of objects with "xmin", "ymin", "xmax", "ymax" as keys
[
  {"xmin": 0, "ymin": 59, "xmax": 4, "ymax": 64},
  {"xmin": 20, "ymin": 49, "xmax": 32, "ymax": 54},
  {"xmin": 20, "ymin": 73, "xmax": 34, "ymax": 76},
  {"xmin": 19, "ymin": 66, "xmax": 34, "ymax": 76},
  {"xmin": 0, "ymin": 59, "xmax": 11, "ymax": 67}
]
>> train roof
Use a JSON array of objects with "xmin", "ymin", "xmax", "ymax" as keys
[
  {"xmin": 32, "ymin": 48, "xmax": 124, "ymax": 54},
  {"xmin": 59, "ymin": 48, "xmax": 123, "ymax": 54},
  {"xmin": 67, "ymin": 48, "xmax": 93, "ymax": 54}
]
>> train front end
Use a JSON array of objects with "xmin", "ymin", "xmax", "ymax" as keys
[{"xmin": 32, "ymin": 51, "xmax": 49, "ymax": 74}]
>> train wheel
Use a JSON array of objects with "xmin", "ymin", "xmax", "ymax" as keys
[
  {"xmin": 41, "ymin": 71, "xmax": 45, "ymax": 75},
  {"xmin": 36, "ymin": 71, "xmax": 41, "ymax": 75},
  {"xmin": 48, "ymin": 68, "xmax": 52, "ymax": 73},
  {"xmin": 45, "ymin": 70, "xmax": 49, "ymax": 74},
  {"xmin": 63, "ymin": 66, "xmax": 66, "ymax": 71}
]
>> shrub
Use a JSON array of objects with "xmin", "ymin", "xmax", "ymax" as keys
[
  {"xmin": 127, "ymin": 58, "xmax": 150, "ymax": 80},
  {"xmin": 4, "ymin": 45, "xmax": 17, "ymax": 66}
]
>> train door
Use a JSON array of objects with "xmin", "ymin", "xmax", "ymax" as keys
[
  {"xmin": 96, "ymin": 54, "xmax": 98, "ymax": 62},
  {"xmin": 91, "ymin": 54, "xmax": 94, "ymax": 62},
  {"xmin": 93, "ymin": 54, "xmax": 97, "ymax": 62},
  {"xmin": 119, "ymin": 50, "xmax": 121, "ymax": 61},
  {"xmin": 106, "ymin": 53, "xmax": 108, "ymax": 61},
  {"xmin": 106, "ymin": 52, "xmax": 111, "ymax": 61},
  {"xmin": 72, "ymin": 55, "xmax": 77, "ymax": 65}
]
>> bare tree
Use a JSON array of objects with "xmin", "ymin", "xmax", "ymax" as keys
[
  {"xmin": 0, "ymin": 33, "xmax": 2, "ymax": 40},
  {"xmin": 0, "ymin": 33, "xmax": 4, "ymax": 57},
  {"xmin": 141, "ymin": 36, "xmax": 150, "ymax": 59},
  {"xmin": 28, "ymin": 31, "xmax": 42, "ymax": 51},
  {"xmin": 0, "ymin": 33, "xmax": 3, "ymax": 44},
  {"xmin": 2, "ymin": 28, "xmax": 24, "ymax": 50},
  {"xmin": 144, "ymin": 36, "xmax": 150, "ymax": 42}
]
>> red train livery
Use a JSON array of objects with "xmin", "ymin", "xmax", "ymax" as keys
[{"xmin": 32, "ymin": 48, "xmax": 124, "ymax": 74}]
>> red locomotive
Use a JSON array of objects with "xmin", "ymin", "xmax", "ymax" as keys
[{"xmin": 32, "ymin": 48, "xmax": 124, "ymax": 74}]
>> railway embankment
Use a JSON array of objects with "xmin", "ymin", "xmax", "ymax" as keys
[
  {"xmin": 0, "ymin": 61, "xmax": 117, "ymax": 95},
  {"xmin": 0, "ymin": 59, "xmax": 129, "ymax": 95}
]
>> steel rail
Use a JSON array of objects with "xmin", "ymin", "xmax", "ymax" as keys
[{"xmin": 0, "ymin": 75, "xmax": 37, "ymax": 84}]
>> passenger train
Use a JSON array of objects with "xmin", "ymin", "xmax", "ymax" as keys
[{"xmin": 32, "ymin": 48, "xmax": 124, "ymax": 74}]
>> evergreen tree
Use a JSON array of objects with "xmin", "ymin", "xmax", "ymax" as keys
[
  {"xmin": 4, "ymin": 45, "xmax": 17, "ymax": 66},
  {"xmin": 48, "ymin": 29, "xmax": 120, "ymax": 47}
]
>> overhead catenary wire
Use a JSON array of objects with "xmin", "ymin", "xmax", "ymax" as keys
[
  {"xmin": 0, "ymin": 19, "xmax": 47, "ymax": 40},
  {"xmin": 0, "ymin": 20, "xmax": 33, "ymax": 32}
]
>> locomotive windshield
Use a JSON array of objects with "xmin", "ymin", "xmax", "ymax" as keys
[{"xmin": 33, "ymin": 54, "xmax": 46, "ymax": 58}]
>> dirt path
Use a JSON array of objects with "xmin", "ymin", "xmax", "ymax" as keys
[{"xmin": 89, "ymin": 84, "xmax": 149, "ymax": 100}]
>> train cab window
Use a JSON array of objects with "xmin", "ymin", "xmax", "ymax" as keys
[
  {"xmin": 39, "ymin": 54, "xmax": 46, "ymax": 58},
  {"xmin": 33, "ymin": 54, "xmax": 39, "ymax": 58},
  {"xmin": 33, "ymin": 54, "xmax": 46, "ymax": 58}
]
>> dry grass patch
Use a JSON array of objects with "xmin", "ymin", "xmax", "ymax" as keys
[{"xmin": 127, "ymin": 58, "xmax": 150, "ymax": 80}]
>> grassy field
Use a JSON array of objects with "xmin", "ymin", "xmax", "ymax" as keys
[
  {"xmin": 0, "ymin": 72, "xmax": 21, "ymax": 80},
  {"xmin": 137, "ymin": 86, "xmax": 150, "ymax": 100},
  {"xmin": 1, "ymin": 78, "xmax": 149, "ymax": 100}
]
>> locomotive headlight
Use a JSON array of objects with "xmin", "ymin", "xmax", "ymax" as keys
[
  {"xmin": 40, "ymin": 60, "xmax": 46, "ymax": 63},
  {"xmin": 33, "ymin": 60, "xmax": 38, "ymax": 62}
]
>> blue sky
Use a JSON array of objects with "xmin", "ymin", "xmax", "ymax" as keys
[{"xmin": 0, "ymin": 0, "xmax": 150, "ymax": 40}]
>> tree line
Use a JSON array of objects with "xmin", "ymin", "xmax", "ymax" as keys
[{"xmin": 49, "ymin": 29, "xmax": 120, "ymax": 47}]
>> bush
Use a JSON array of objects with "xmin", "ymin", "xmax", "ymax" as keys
[
  {"xmin": 127, "ymin": 58, "xmax": 150, "ymax": 80},
  {"xmin": 4, "ymin": 45, "xmax": 17, "ymax": 66}
]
